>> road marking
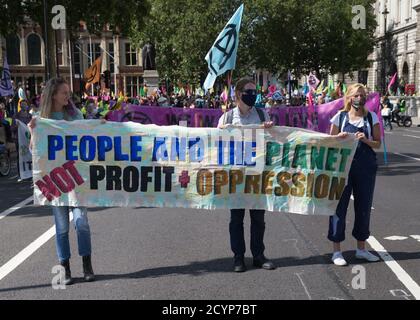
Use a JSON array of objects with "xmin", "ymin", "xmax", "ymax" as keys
[
  {"xmin": 367, "ymin": 236, "xmax": 420, "ymax": 300},
  {"xmin": 410, "ymin": 235, "xmax": 420, "ymax": 242},
  {"xmin": 390, "ymin": 289, "xmax": 412, "ymax": 300},
  {"xmin": 384, "ymin": 236, "xmax": 409, "ymax": 241},
  {"xmin": 295, "ymin": 272, "xmax": 312, "ymax": 300},
  {"xmin": 403, "ymin": 134, "xmax": 420, "ymax": 139},
  {"xmin": 0, "ymin": 196, "xmax": 33, "ymax": 221},
  {"xmin": 393, "ymin": 153, "xmax": 420, "ymax": 162},
  {"xmin": 0, "ymin": 213, "xmax": 73, "ymax": 282},
  {"xmin": 403, "ymin": 129, "xmax": 420, "ymax": 133}
]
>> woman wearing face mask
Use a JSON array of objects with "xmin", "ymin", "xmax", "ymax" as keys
[
  {"xmin": 217, "ymin": 78, "xmax": 275, "ymax": 272},
  {"xmin": 328, "ymin": 83, "xmax": 381, "ymax": 266},
  {"xmin": 28, "ymin": 78, "xmax": 96, "ymax": 285}
]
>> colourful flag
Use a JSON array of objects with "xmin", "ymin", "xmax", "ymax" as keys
[
  {"xmin": 342, "ymin": 83, "xmax": 347, "ymax": 94},
  {"xmin": 307, "ymin": 72, "xmax": 320, "ymax": 91},
  {"xmin": 388, "ymin": 72, "xmax": 397, "ymax": 94},
  {"xmin": 302, "ymin": 81, "xmax": 309, "ymax": 96},
  {"xmin": 0, "ymin": 57, "xmax": 14, "ymax": 97},
  {"xmin": 84, "ymin": 56, "xmax": 102, "ymax": 90},
  {"xmin": 327, "ymin": 79, "xmax": 335, "ymax": 96},
  {"xmin": 316, "ymin": 80, "xmax": 325, "ymax": 95},
  {"xmin": 203, "ymin": 4, "xmax": 244, "ymax": 90},
  {"xmin": 139, "ymin": 86, "xmax": 145, "ymax": 97},
  {"xmin": 230, "ymin": 85, "xmax": 235, "ymax": 99},
  {"xmin": 221, "ymin": 86, "xmax": 228, "ymax": 102}
]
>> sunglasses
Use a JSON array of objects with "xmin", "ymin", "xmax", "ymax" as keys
[{"xmin": 241, "ymin": 89, "xmax": 257, "ymax": 95}]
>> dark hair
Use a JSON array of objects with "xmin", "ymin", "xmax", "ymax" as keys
[{"xmin": 234, "ymin": 78, "xmax": 256, "ymax": 100}]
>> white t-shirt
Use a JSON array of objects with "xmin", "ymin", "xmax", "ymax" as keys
[
  {"xmin": 330, "ymin": 111, "xmax": 379, "ymax": 140},
  {"xmin": 381, "ymin": 108, "xmax": 391, "ymax": 117}
]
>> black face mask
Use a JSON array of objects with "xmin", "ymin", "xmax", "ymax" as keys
[{"xmin": 241, "ymin": 90, "xmax": 257, "ymax": 107}]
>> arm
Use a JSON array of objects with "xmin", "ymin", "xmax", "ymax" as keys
[
  {"xmin": 330, "ymin": 124, "xmax": 348, "ymax": 138},
  {"xmin": 356, "ymin": 124, "xmax": 381, "ymax": 149}
]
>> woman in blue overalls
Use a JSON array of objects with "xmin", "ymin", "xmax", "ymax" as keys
[{"xmin": 328, "ymin": 84, "xmax": 382, "ymax": 266}]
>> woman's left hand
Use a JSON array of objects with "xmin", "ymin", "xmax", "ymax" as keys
[
  {"xmin": 355, "ymin": 132, "xmax": 368, "ymax": 143},
  {"xmin": 100, "ymin": 118, "xmax": 107, "ymax": 124},
  {"xmin": 263, "ymin": 121, "xmax": 274, "ymax": 128}
]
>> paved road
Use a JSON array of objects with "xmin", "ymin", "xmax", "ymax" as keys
[{"xmin": 0, "ymin": 126, "xmax": 419, "ymax": 300}]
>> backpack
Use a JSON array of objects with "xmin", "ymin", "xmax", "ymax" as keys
[
  {"xmin": 224, "ymin": 107, "xmax": 265, "ymax": 125},
  {"xmin": 338, "ymin": 111, "xmax": 373, "ymax": 138}
]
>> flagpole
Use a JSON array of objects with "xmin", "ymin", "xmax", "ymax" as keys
[
  {"xmin": 43, "ymin": 0, "xmax": 50, "ymax": 81},
  {"xmin": 89, "ymin": 35, "xmax": 94, "ymax": 96},
  {"xmin": 68, "ymin": 39, "xmax": 74, "ymax": 93}
]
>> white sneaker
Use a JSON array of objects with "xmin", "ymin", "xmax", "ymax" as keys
[
  {"xmin": 355, "ymin": 249, "xmax": 380, "ymax": 262},
  {"xmin": 332, "ymin": 252, "xmax": 347, "ymax": 266}
]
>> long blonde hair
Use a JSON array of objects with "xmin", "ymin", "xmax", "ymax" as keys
[
  {"xmin": 342, "ymin": 83, "xmax": 368, "ymax": 116},
  {"xmin": 40, "ymin": 77, "xmax": 77, "ymax": 120}
]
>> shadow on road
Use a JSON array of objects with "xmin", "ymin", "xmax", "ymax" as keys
[
  {"xmin": 376, "ymin": 152, "xmax": 420, "ymax": 176},
  {"xmin": 1, "ymin": 251, "xmax": 420, "ymax": 294}
]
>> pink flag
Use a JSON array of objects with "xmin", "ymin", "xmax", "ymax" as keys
[
  {"xmin": 221, "ymin": 87, "xmax": 228, "ymax": 102},
  {"xmin": 307, "ymin": 91, "xmax": 314, "ymax": 114},
  {"xmin": 269, "ymin": 84, "xmax": 277, "ymax": 94},
  {"xmin": 387, "ymin": 72, "xmax": 397, "ymax": 92}
]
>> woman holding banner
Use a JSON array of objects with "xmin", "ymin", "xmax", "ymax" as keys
[
  {"xmin": 28, "ymin": 78, "xmax": 95, "ymax": 285},
  {"xmin": 218, "ymin": 78, "xmax": 276, "ymax": 273},
  {"xmin": 328, "ymin": 83, "xmax": 381, "ymax": 266}
]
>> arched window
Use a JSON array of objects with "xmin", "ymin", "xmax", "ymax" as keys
[
  {"xmin": 413, "ymin": 63, "xmax": 416, "ymax": 87},
  {"xmin": 402, "ymin": 62, "xmax": 409, "ymax": 84},
  {"xmin": 6, "ymin": 34, "xmax": 21, "ymax": 65},
  {"xmin": 27, "ymin": 33, "xmax": 42, "ymax": 65}
]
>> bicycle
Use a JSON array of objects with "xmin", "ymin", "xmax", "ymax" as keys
[{"xmin": 0, "ymin": 143, "xmax": 11, "ymax": 176}]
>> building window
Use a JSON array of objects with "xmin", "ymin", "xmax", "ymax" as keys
[
  {"xmin": 397, "ymin": 0, "xmax": 401, "ymax": 24},
  {"xmin": 27, "ymin": 33, "xmax": 42, "ymax": 65},
  {"xmin": 73, "ymin": 43, "xmax": 82, "ymax": 75},
  {"xmin": 108, "ymin": 42, "xmax": 115, "ymax": 73},
  {"xmin": 57, "ymin": 41, "xmax": 63, "ymax": 66},
  {"xmin": 6, "ymin": 34, "xmax": 21, "ymax": 65},
  {"xmin": 358, "ymin": 70, "xmax": 368, "ymax": 85},
  {"xmin": 125, "ymin": 43, "xmax": 137, "ymax": 66},
  {"xmin": 126, "ymin": 76, "xmax": 143, "ymax": 97},
  {"xmin": 405, "ymin": 34, "xmax": 409, "ymax": 51},
  {"xmin": 88, "ymin": 43, "xmax": 101, "ymax": 64}
]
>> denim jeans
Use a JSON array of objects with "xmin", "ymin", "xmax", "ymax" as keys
[
  {"xmin": 52, "ymin": 206, "xmax": 92, "ymax": 262},
  {"xmin": 230, "ymin": 209, "xmax": 266, "ymax": 258}
]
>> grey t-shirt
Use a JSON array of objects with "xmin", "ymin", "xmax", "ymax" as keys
[{"xmin": 217, "ymin": 107, "xmax": 269, "ymax": 128}]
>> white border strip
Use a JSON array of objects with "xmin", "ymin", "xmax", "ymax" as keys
[
  {"xmin": 0, "ymin": 213, "xmax": 73, "ymax": 282},
  {"xmin": 393, "ymin": 152, "xmax": 420, "ymax": 162},
  {"xmin": 367, "ymin": 236, "xmax": 420, "ymax": 300},
  {"xmin": 0, "ymin": 196, "xmax": 33, "ymax": 221}
]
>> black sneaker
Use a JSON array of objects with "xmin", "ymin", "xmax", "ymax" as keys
[
  {"xmin": 233, "ymin": 256, "xmax": 246, "ymax": 273},
  {"xmin": 253, "ymin": 255, "xmax": 276, "ymax": 270}
]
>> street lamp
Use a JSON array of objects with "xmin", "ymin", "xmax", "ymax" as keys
[{"xmin": 382, "ymin": 5, "xmax": 390, "ymax": 93}]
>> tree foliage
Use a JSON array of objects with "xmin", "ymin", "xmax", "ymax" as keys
[{"xmin": 132, "ymin": 0, "xmax": 377, "ymax": 84}]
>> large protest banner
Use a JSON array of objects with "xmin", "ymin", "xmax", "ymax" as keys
[
  {"xmin": 17, "ymin": 120, "xmax": 33, "ymax": 180},
  {"xmin": 105, "ymin": 93, "xmax": 382, "ymax": 134},
  {"xmin": 32, "ymin": 118, "xmax": 358, "ymax": 215}
]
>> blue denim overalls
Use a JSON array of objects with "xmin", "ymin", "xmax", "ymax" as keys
[{"xmin": 328, "ymin": 113, "xmax": 378, "ymax": 242}]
